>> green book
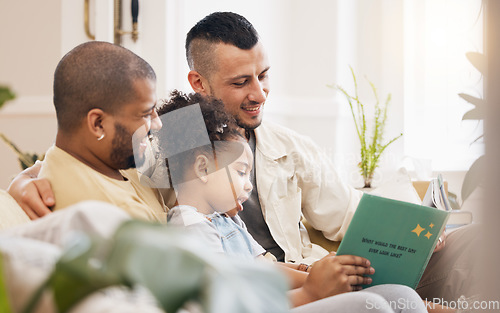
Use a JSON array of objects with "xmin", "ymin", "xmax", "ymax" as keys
[{"xmin": 336, "ymin": 193, "xmax": 449, "ymax": 289}]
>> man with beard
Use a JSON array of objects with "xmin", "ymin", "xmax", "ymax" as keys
[
  {"xmin": 7, "ymin": 12, "xmax": 479, "ymax": 303},
  {"xmin": 8, "ymin": 13, "xmax": 358, "ymax": 261},
  {"xmin": 183, "ymin": 11, "xmax": 361, "ymax": 265},
  {"xmin": 181, "ymin": 12, "xmax": 479, "ymax": 302},
  {"xmin": 37, "ymin": 41, "xmax": 166, "ymax": 222}
]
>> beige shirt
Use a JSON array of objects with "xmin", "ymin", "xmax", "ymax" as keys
[
  {"xmin": 39, "ymin": 145, "xmax": 167, "ymax": 223},
  {"xmin": 254, "ymin": 121, "xmax": 363, "ymax": 264}
]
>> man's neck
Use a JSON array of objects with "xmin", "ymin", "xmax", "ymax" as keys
[
  {"xmin": 55, "ymin": 133, "xmax": 124, "ymax": 180},
  {"xmin": 236, "ymin": 127, "xmax": 248, "ymax": 140}
]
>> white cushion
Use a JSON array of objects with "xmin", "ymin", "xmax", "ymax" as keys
[{"xmin": 0, "ymin": 190, "xmax": 30, "ymax": 230}]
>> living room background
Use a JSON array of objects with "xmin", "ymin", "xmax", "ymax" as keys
[{"xmin": 0, "ymin": 0, "xmax": 483, "ymax": 207}]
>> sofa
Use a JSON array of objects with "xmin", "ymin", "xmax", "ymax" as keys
[{"xmin": 0, "ymin": 190, "xmax": 30, "ymax": 231}]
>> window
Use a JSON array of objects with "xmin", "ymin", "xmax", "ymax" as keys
[{"xmin": 403, "ymin": 0, "xmax": 484, "ymax": 171}]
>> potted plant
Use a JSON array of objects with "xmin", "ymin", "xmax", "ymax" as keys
[{"xmin": 329, "ymin": 67, "xmax": 402, "ymax": 188}]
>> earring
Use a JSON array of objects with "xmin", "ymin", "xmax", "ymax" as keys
[{"xmin": 97, "ymin": 133, "xmax": 105, "ymax": 141}]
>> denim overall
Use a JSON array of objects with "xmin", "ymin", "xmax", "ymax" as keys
[{"xmin": 208, "ymin": 212, "xmax": 255, "ymax": 260}]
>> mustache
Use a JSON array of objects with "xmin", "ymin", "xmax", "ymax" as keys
[{"xmin": 241, "ymin": 101, "xmax": 262, "ymax": 107}]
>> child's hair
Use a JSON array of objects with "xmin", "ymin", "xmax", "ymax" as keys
[{"xmin": 156, "ymin": 90, "xmax": 246, "ymax": 186}]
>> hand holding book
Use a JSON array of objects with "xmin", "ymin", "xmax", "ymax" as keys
[
  {"xmin": 303, "ymin": 253, "xmax": 374, "ymax": 297},
  {"xmin": 336, "ymin": 194, "xmax": 449, "ymax": 288},
  {"xmin": 291, "ymin": 252, "xmax": 375, "ymax": 307}
]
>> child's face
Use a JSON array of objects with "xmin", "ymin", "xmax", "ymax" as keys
[{"xmin": 206, "ymin": 140, "xmax": 253, "ymax": 217}]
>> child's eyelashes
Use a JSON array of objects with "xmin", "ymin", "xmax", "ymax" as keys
[
  {"xmin": 233, "ymin": 161, "xmax": 251, "ymax": 178},
  {"xmin": 237, "ymin": 170, "xmax": 252, "ymax": 178}
]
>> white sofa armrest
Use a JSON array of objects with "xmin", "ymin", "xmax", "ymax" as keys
[{"xmin": 0, "ymin": 190, "xmax": 30, "ymax": 230}]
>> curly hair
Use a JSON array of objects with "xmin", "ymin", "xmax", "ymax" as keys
[{"xmin": 156, "ymin": 90, "xmax": 246, "ymax": 186}]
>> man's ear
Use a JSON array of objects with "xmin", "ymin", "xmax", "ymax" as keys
[
  {"xmin": 87, "ymin": 108, "xmax": 106, "ymax": 140},
  {"xmin": 193, "ymin": 154, "xmax": 210, "ymax": 183},
  {"xmin": 188, "ymin": 70, "xmax": 210, "ymax": 95}
]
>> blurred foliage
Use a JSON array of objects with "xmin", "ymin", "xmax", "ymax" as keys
[
  {"xmin": 0, "ymin": 85, "xmax": 44, "ymax": 169},
  {"xmin": 460, "ymin": 52, "xmax": 486, "ymax": 203},
  {"xmin": 0, "ymin": 134, "xmax": 44, "ymax": 170},
  {"xmin": 0, "ymin": 86, "xmax": 15, "ymax": 109},
  {"xmin": 22, "ymin": 220, "xmax": 289, "ymax": 313},
  {"xmin": 0, "ymin": 254, "xmax": 12, "ymax": 313}
]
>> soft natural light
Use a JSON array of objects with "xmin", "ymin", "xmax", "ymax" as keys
[{"xmin": 403, "ymin": 0, "xmax": 484, "ymax": 172}]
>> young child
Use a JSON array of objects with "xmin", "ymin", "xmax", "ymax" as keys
[
  {"xmin": 156, "ymin": 91, "xmax": 453, "ymax": 313},
  {"xmin": 157, "ymin": 91, "xmax": 261, "ymax": 261}
]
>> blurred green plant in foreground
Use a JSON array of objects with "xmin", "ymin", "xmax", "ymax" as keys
[{"xmin": 21, "ymin": 219, "xmax": 289, "ymax": 313}]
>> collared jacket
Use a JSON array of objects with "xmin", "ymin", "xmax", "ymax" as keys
[{"xmin": 254, "ymin": 121, "xmax": 363, "ymax": 264}]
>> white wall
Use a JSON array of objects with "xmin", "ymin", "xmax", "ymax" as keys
[
  {"xmin": 151, "ymin": 0, "xmax": 410, "ymax": 189},
  {"xmin": 0, "ymin": 0, "xmax": 471, "ymax": 202},
  {"xmin": 0, "ymin": 1, "xmax": 62, "ymax": 189}
]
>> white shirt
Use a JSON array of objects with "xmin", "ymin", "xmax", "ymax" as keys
[{"xmin": 253, "ymin": 121, "xmax": 363, "ymax": 264}]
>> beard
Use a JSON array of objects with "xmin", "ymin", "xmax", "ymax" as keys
[
  {"xmin": 234, "ymin": 111, "xmax": 263, "ymax": 130},
  {"xmin": 235, "ymin": 100, "xmax": 264, "ymax": 130},
  {"xmin": 110, "ymin": 122, "xmax": 145, "ymax": 169},
  {"xmin": 235, "ymin": 116, "xmax": 262, "ymax": 130}
]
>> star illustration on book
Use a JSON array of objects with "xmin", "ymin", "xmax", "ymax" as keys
[
  {"xmin": 424, "ymin": 231, "xmax": 433, "ymax": 239},
  {"xmin": 411, "ymin": 224, "xmax": 425, "ymax": 237},
  {"xmin": 429, "ymin": 223, "xmax": 434, "ymax": 228}
]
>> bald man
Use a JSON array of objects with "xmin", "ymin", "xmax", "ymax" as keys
[{"xmin": 34, "ymin": 41, "xmax": 166, "ymax": 221}]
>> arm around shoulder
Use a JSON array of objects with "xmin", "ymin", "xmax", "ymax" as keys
[{"xmin": 6, "ymin": 161, "xmax": 54, "ymax": 219}]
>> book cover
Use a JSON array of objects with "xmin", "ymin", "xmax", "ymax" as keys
[{"xmin": 336, "ymin": 193, "xmax": 449, "ymax": 289}]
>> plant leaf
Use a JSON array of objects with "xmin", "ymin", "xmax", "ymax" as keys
[
  {"xmin": 25, "ymin": 220, "xmax": 289, "ymax": 313},
  {"xmin": 466, "ymin": 52, "xmax": 486, "ymax": 75},
  {"xmin": 50, "ymin": 234, "xmax": 124, "ymax": 313},
  {"xmin": 461, "ymin": 155, "xmax": 486, "ymax": 202},
  {"xmin": 0, "ymin": 86, "xmax": 15, "ymax": 110},
  {"xmin": 0, "ymin": 254, "xmax": 12, "ymax": 313},
  {"xmin": 458, "ymin": 93, "xmax": 484, "ymax": 108},
  {"xmin": 462, "ymin": 108, "xmax": 484, "ymax": 120},
  {"xmin": 334, "ymin": 67, "xmax": 401, "ymax": 181},
  {"xmin": 471, "ymin": 134, "xmax": 483, "ymax": 145},
  {"xmin": 107, "ymin": 221, "xmax": 206, "ymax": 313},
  {"xmin": 0, "ymin": 133, "xmax": 44, "ymax": 170},
  {"xmin": 107, "ymin": 220, "xmax": 289, "ymax": 313}
]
